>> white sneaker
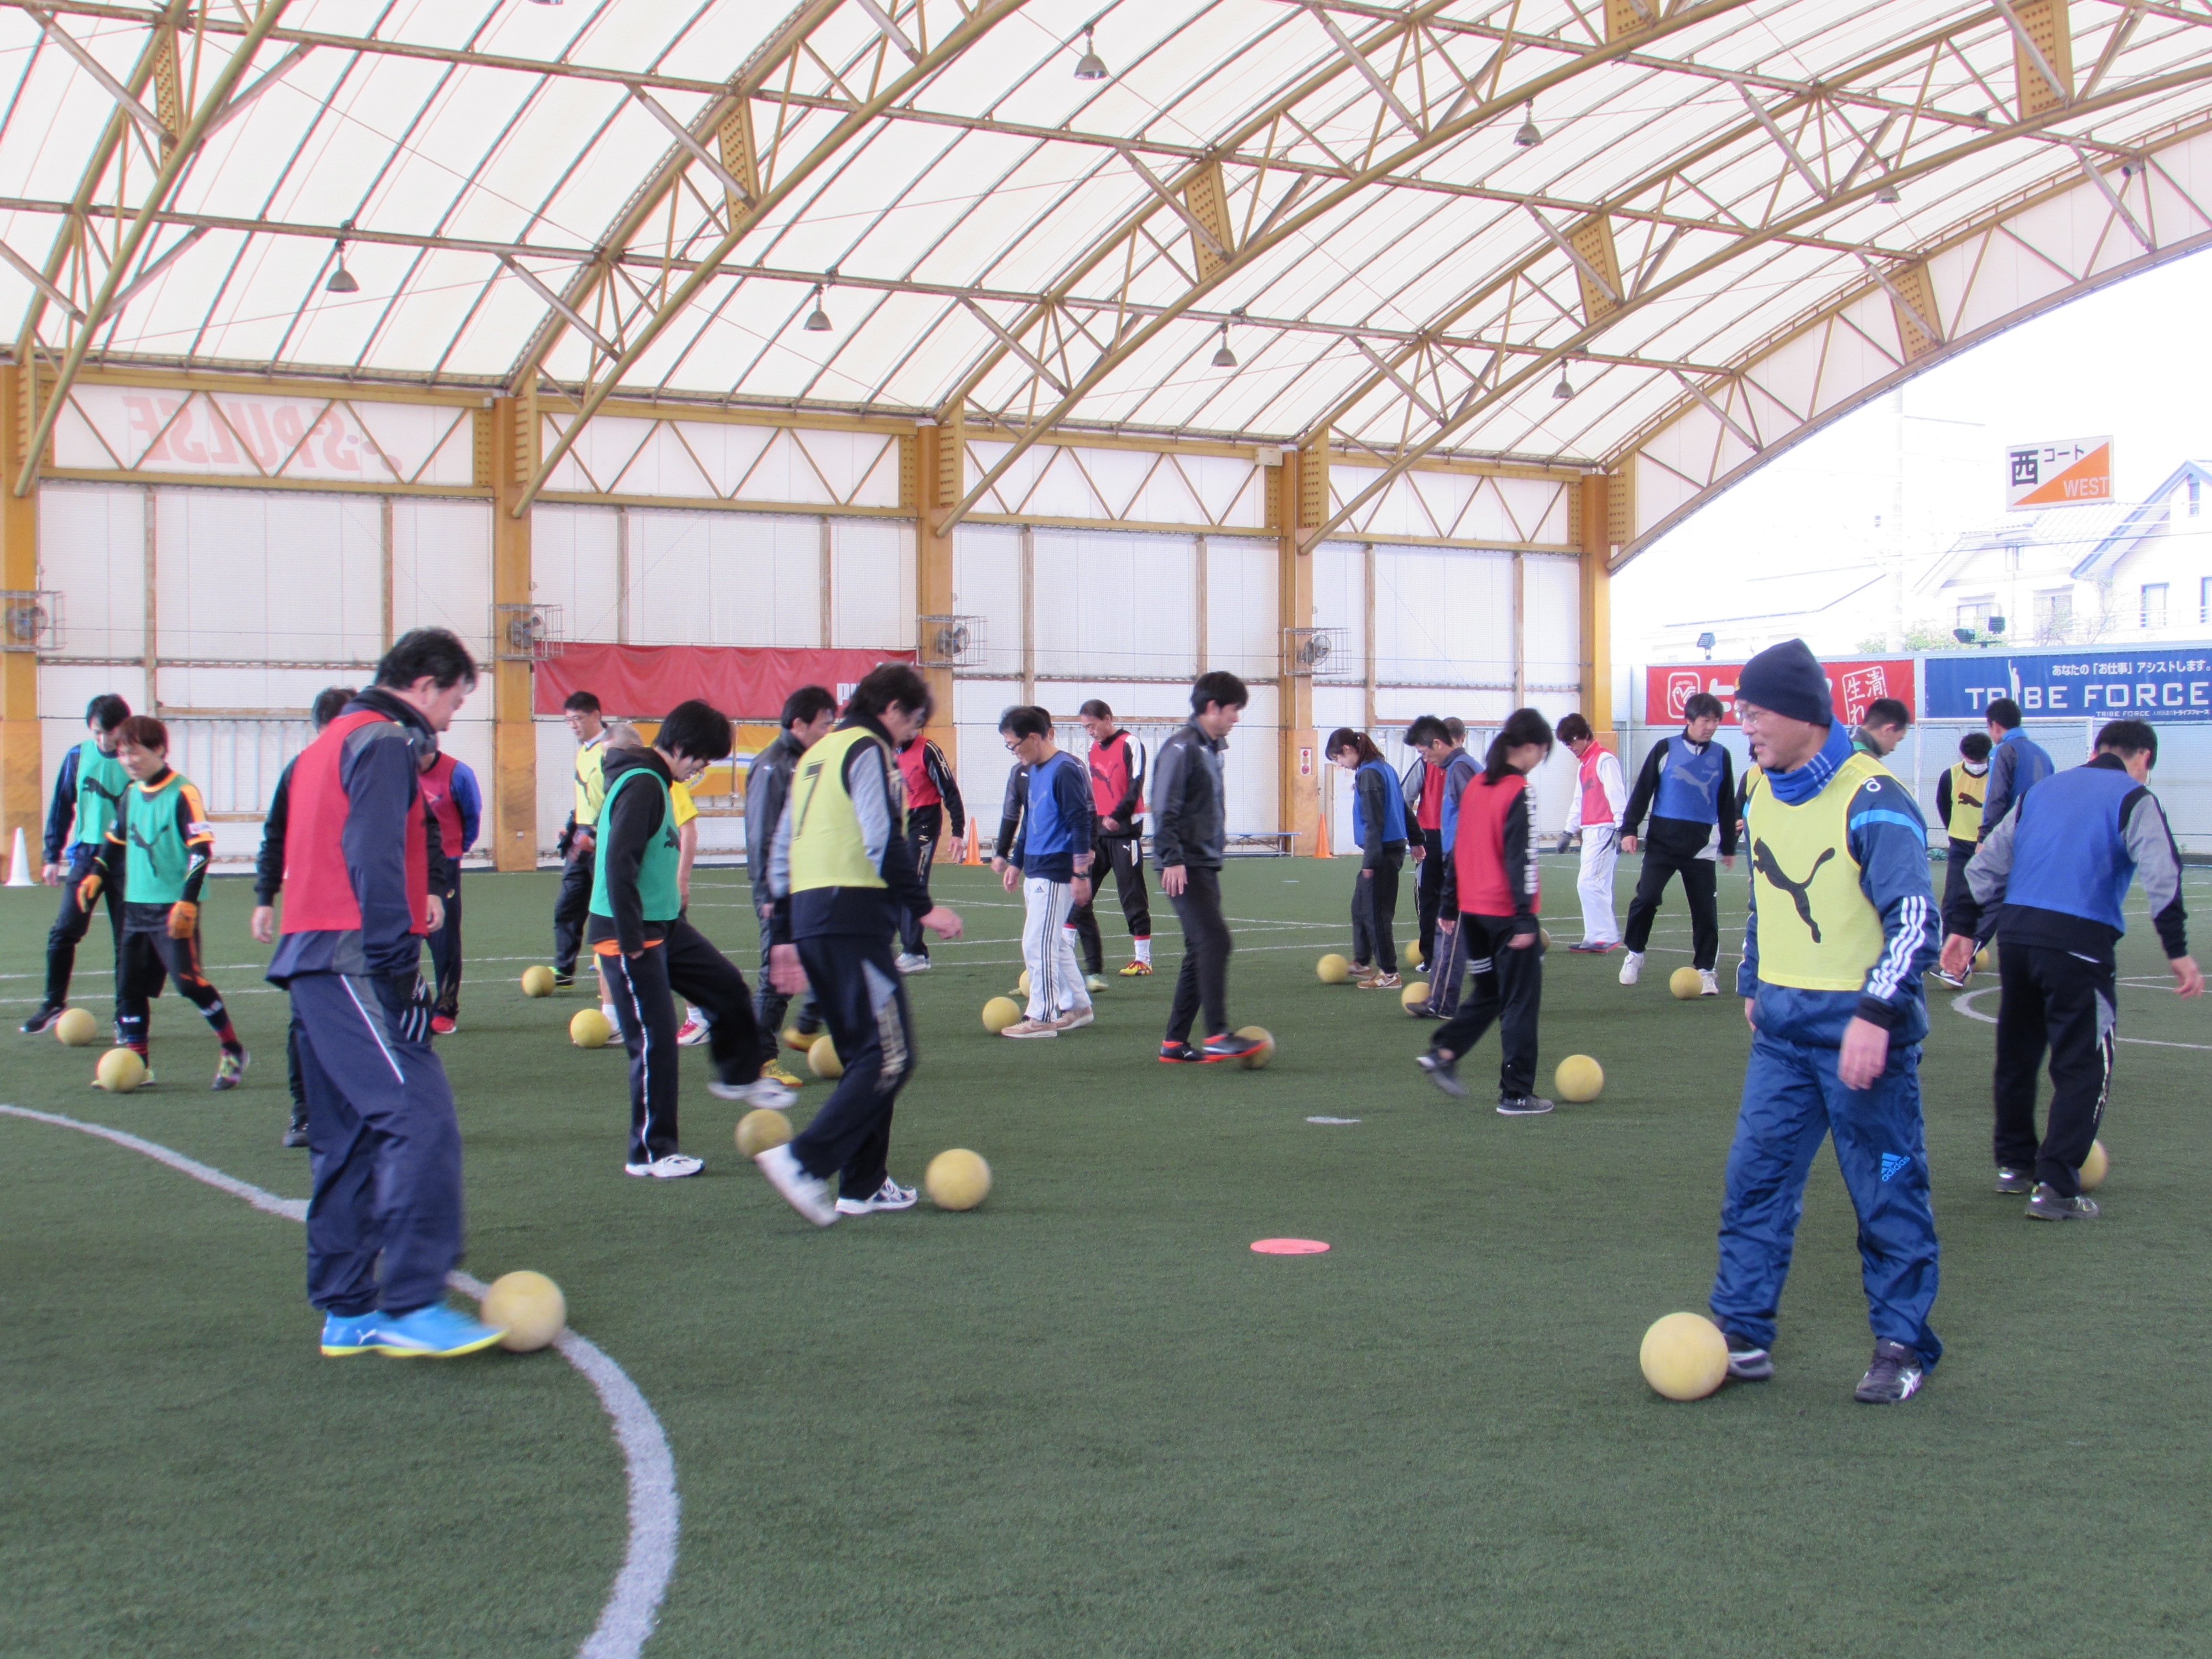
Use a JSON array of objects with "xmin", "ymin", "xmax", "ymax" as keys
[
  {"xmin": 1619, "ymin": 951, "xmax": 1644, "ymax": 986},
  {"xmin": 834, "ymin": 1177, "xmax": 919, "ymax": 1216},
  {"xmin": 708, "ymin": 1076, "xmax": 796, "ymax": 1108},
  {"xmin": 1056, "ymin": 1008, "xmax": 1095, "ymax": 1030},
  {"xmin": 1698, "ymin": 969, "xmax": 1720, "ymax": 997},
  {"xmin": 676, "ymin": 1008, "xmax": 709, "ymax": 1046},
  {"xmin": 1085, "ymin": 975, "xmax": 1107, "ymax": 993},
  {"xmin": 894, "ymin": 953, "xmax": 931, "ymax": 973},
  {"xmin": 1000, "ymin": 1018, "xmax": 1061, "ymax": 1040},
  {"xmin": 624, "ymin": 1154, "xmax": 703, "ymax": 1179},
  {"xmin": 755, "ymin": 1142, "xmax": 838, "ymax": 1225}
]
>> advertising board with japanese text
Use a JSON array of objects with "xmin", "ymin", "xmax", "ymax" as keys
[
  {"xmin": 1644, "ymin": 659, "xmax": 1914, "ymax": 727},
  {"xmin": 1924, "ymin": 648, "xmax": 2212, "ymax": 724}
]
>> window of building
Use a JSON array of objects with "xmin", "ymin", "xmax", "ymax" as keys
[
  {"xmin": 2200, "ymin": 575, "xmax": 2211, "ymax": 625},
  {"xmin": 1955, "ymin": 599, "xmax": 1994, "ymax": 633},
  {"xmin": 2032, "ymin": 589, "xmax": 2073, "ymax": 639},
  {"xmin": 2190, "ymin": 474, "xmax": 2201, "ymax": 517},
  {"xmin": 2141, "ymin": 582, "xmax": 2169, "ymax": 629}
]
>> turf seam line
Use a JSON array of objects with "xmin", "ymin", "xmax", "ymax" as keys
[{"xmin": 0, "ymin": 1103, "xmax": 679, "ymax": 1659}]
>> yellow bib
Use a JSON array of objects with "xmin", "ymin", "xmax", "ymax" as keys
[
  {"xmin": 575, "ymin": 737, "xmax": 607, "ymax": 826},
  {"xmin": 1744, "ymin": 752, "xmax": 1890, "ymax": 992},
  {"xmin": 786, "ymin": 726, "xmax": 889, "ymax": 893},
  {"xmin": 1945, "ymin": 761, "xmax": 1985, "ymax": 841}
]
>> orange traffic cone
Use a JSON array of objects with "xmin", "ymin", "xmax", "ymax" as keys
[
  {"xmin": 1312, "ymin": 803, "xmax": 1331, "ymax": 859},
  {"xmin": 963, "ymin": 818, "xmax": 980, "ymax": 865}
]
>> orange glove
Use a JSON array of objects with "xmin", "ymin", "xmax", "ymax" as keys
[
  {"xmin": 166, "ymin": 900, "xmax": 199, "ymax": 939},
  {"xmin": 76, "ymin": 871, "xmax": 102, "ymax": 908}
]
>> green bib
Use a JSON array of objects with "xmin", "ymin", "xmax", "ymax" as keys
[
  {"xmin": 122, "ymin": 773, "xmax": 192, "ymax": 905},
  {"xmin": 73, "ymin": 739, "xmax": 130, "ymax": 848},
  {"xmin": 588, "ymin": 766, "xmax": 682, "ymax": 923}
]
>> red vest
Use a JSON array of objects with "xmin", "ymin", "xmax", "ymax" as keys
[
  {"xmin": 1416, "ymin": 760, "xmax": 1445, "ymax": 831},
  {"xmin": 898, "ymin": 739, "xmax": 941, "ymax": 810},
  {"xmin": 1578, "ymin": 742, "xmax": 1618, "ymax": 826},
  {"xmin": 281, "ymin": 708, "xmax": 431, "ymax": 936},
  {"xmin": 1452, "ymin": 771, "xmax": 1530, "ymax": 917},
  {"xmin": 1089, "ymin": 731, "xmax": 1143, "ymax": 818},
  {"xmin": 419, "ymin": 752, "xmax": 465, "ymax": 859}
]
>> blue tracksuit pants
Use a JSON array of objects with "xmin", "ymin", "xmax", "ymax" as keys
[
  {"xmin": 293, "ymin": 971, "xmax": 466, "ymax": 1317},
  {"xmin": 1712, "ymin": 1030, "xmax": 1942, "ymax": 1361}
]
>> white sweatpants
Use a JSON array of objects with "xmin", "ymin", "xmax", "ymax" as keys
[
  {"xmin": 1577, "ymin": 826, "xmax": 1621, "ymax": 945},
  {"xmin": 1022, "ymin": 877, "xmax": 1092, "ymax": 1020}
]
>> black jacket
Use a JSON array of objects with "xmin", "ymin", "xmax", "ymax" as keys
[
  {"xmin": 1151, "ymin": 720, "xmax": 1227, "ymax": 871},
  {"xmin": 745, "ymin": 729, "xmax": 806, "ymax": 898}
]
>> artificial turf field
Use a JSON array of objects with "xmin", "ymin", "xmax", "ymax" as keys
[{"xmin": 6, "ymin": 852, "xmax": 2212, "ymax": 1659}]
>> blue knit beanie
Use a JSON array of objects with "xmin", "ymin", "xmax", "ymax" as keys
[{"xmin": 1736, "ymin": 639, "xmax": 1833, "ymax": 727}]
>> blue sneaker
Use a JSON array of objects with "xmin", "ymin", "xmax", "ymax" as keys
[
  {"xmin": 319, "ymin": 1311, "xmax": 380, "ymax": 1357},
  {"xmin": 369, "ymin": 1302, "xmax": 507, "ymax": 1358}
]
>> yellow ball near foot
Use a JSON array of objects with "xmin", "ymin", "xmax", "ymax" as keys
[
  {"xmin": 1235, "ymin": 1025, "xmax": 1275, "ymax": 1068},
  {"xmin": 482, "ymin": 1270, "xmax": 566, "ymax": 1353},
  {"xmin": 1639, "ymin": 1311, "xmax": 1729, "ymax": 1401},
  {"xmin": 808, "ymin": 1034, "xmax": 843, "ymax": 1079},
  {"xmin": 1539, "ymin": 927, "xmax": 1553, "ymax": 955},
  {"xmin": 53, "ymin": 1007, "xmax": 98, "ymax": 1046},
  {"xmin": 2080, "ymin": 1139, "xmax": 2109, "ymax": 1191},
  {"xmin": 1669, "ymin": 966, "xmax": 1702, "ymax": 1000},
  {"xmin": 1401, "ymin": 940, "xmax": 1423, "ymax": 969},
  {"xmin": 982, "ymin": 995, "xmax": 1022, "ymax": 1034},
  {"xmin": 95, "ymin": 1046, "xmax": 145, "ymax": 1092},
  {"xmin": 926, "ymin": 1147, "xmax": 992, "ymax": 1211},
  {"xmin": 735, "ymin": 1108, "xmax": 792, "ymax": 1157},
  {"xmin": 1400, "ymin": 980, "xmax": 1431, "ymax": 1014},
  {"xmin": 1317, "ymin": 953, "xmax": 1352, "ymax": 985},
  {"xmin": 1554, "ymin": 1054, "xmax": 1604, "ymax": 1103},
  {"xmin": 570, "ymin": 1008, "xmax": 612, "ymax": 1048},
  {"xmin": 520, "ymin": 965, "xmax": 555, "ymax": 998},
  {"xmin": 1017, "ymin": 968, "xmax": 1032, "ymax": 997}
]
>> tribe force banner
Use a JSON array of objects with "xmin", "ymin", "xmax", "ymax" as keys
[
  {"xmin": 1924, "ymin": 648, "xmax": 2212, "ymax": 724},
  {"xmin": 1645, "ymin": 659, "xmax": 1914, "ymax": 727}
]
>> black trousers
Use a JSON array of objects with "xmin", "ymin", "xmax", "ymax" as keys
[
  {"xmin": 427, "ymin": 879, "xmax": 463, "ymax": 1017},
  {"xmin": 1992, "ymin": 943, "xmax": 2116, "ymax": 1198},
  {"xmin": 601, "ymin": 917, "xmax": 763, "ymax": 1166},
  {"xmin": 43, "ymin": 846, "xmax": 123, "ymax": 1009},
  {"xmin": 753, "ymin": 904, "xmax": 821, "ymax": 1066},
  {"xmin": 1940, "ymin": 837, "xmax": 1976, "ymax": 925},
  {"xmin": 115, "ymin": 926, "xmax": 236, "ymax": 1053},
  {"xmin": 1071, "ymin": 833, "xmax": 1152, "ymax": 972},
  {"xmin": 1430, "ymin": 912, "xmax": 1542, "ymax": 1100},
  {"xmin": 1425, "ymin": 906, "xmax": 1471, "ymax": 1018},
  {"xmin": 1623, "ymin": 847, "xmax": 1720, "ymax": 971},
  {"xmin": 1164, "ymin": 864, "xmax": 1233, "ymax": 1044},
  {"xmin": 1415, "ymin": 827, "xmax": 1446, "ymax": 967},
  {"xmin": 789, "ymin": 932, "xmax": 916, "ymax": 1199},
  {"xmin": 552, "ymin": 848, "xmax": 595, "ymax": 977},
  {"xmin": 285, "ymin": 1003, "xmax": 308, "ymax": 1120},
  {"xmin": 898, "ymin": 804, "xmax": 943, "ymax": 957},
  {"xmin": 1352, "ymin": 846, "xmax": 1406, "ymax": 970}
]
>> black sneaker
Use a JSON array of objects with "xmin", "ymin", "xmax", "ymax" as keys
[
  {"xmin": 19, "ymin": 1004, "xmax": 63, "ymax": 1035},
  {"xmin": 1157, "ymin": 1040, "xmax": 1204, "ymax": 1064},
  {"xmin": 1199, "ymin": 1032, "xmax": 1264, "ymax": 1063},
  {"xmin": 281, "ymin": 1119, "xmax": 310, "ymax": 1149},
  {"xmin": 1853, "ymin": 1339, "xmax": 1926, "ymax": 1404},
  {"xmin": 1415, "ymin": 1051, "xmax": 1466, "ymax": 1098},
  {"xmin": 1496, "ymin": 1095, "xmax": 1554, "ymax": 1116},
  {"xmin": 2026, "ymin": 1182, "xmax": 2099, "ymax": 1221},
  {"xmin": 1994, "ymin": 1166, "xmax": 2034, "ymax": 1195},
  {"xmin": 550, "ymin": 973, "xmax": 576, "ymax": 991},
  {"xmin": 1721, "ymin": 1329, "xmax": 1774, "ymax": 1381}
]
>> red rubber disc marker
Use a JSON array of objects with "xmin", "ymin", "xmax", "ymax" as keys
[{"xmin": 1250, "ymin": 1238, "xmax": 1330, "ymax": 1255}]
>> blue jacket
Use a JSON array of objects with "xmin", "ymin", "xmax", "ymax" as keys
[
  {"xmin": 1738, "ymin": 723, "xmax": 1938, "ymax": 1047},
  {"xmin": 1009, "ymin": 750, "xmax": 1095, "ymax": 883},
  {"xmin": 1979, "ymin": 727, "xmax": 2053, "ymax": 838}
]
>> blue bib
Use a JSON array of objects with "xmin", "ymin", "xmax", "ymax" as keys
[
  {"xmin": 1352, "ymin": 758, "xmax": 1408, "ymax": 847},
  {"xmin": 1654, "ymin": 737, "xmax": 1724, "ymax": 825},
  {"xmin": 2003, "ymin": 764, "xmax": 2140, "ymax": 933}
]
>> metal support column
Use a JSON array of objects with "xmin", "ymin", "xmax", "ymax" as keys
[
  {"xmin": 489, "ymin": 396, "xmax": 538, "ymax": 872},
  {"xmin": 1580, "ymin": 473, "xmax": 1614, "ymax": 742},
  {"xmin": 0, "ymin": 365, "xmax": 38, "ymax": 847},
  {"xmin": 1278, "ymin": 448, "xmax": 1319, "ymax": 857}
]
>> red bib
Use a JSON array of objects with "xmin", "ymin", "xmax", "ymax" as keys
[
  {"xmin": 281, "ymin": 709, "xmax": 430, "ymax": 936},
  {"xmin": 1452, "ymin": 772, "xmax": 1531, "ymax": 917}
]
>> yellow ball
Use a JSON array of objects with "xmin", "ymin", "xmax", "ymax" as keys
[
  {"xmin": 982, "ymin": 995, "xmax": 1022, "ymax": 1034},
  {"xmin": 53, "ymin": 1007, "xmax": 98, "ymax": 1047},
  {"xmin": 808, "ymin": 1034, "xmax": 843, "ymax": 1079},
  {"xmin": 1555, "ymin": 1054, "xmax": 1604, "ymax": 1103},
  {"xmin": 1018, "ymin": 968, "xmax": 1032, "ymax": 997},
  {"xmin": 570, "ymin": 1008, "xmax": 613, "ymax": 1048},
  {"xmin": 1639, "ymin": 1311, "xmax": 1729, "ymax": 1401},
  {"xmin": 95, "ymin": 1046, "xmax": 145, "ymax": 1092},
  {"xmin": 520, "ymin": 965, "xmax": 555, "ymax": 998},
  {"xmin": 1669, "ymin": 966, "xmax": 1703, "ymax": 999},
  {"xmin": 1235, "ymin": 1025, "xmax": 1275, "ymax": 1068},
  {"xmin": 2080, "ymin": 1139, "xmax": 2109, "ymax": 1191},
  {"xmin": 1317, "ymin": 953, "xmax": 1352, "ymax": 985},
  {"xmin": 782, "ymin": 1025, "xmax": 815, "ymax": 1053},
  {"xmin": 1401, "ymin": 940, "xmax": 1423, "ymax": 969},
  {"xmin": 1975, "ymin": 946, "xmax": 1993, "ymax": 971},
  {"xmin": 481, "ymin": 1270, "xmax": 566, "ymax": 1353},
  {"xmin": 1400, "ymin": 980, "xmax": 1431, "ymax": 1013},
  {"xmin": 735, "ymin": 1108, "xmax": 792, "ymax": 1157},
  {"xmin": 1539, "ymin": 927, "xmax": 1553, "ymax": 955},
  {"xmin": 926, "ymin": 1147, "xmax": 992, "ymax": 1211}
]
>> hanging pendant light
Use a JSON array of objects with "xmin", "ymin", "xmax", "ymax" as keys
[
  {"xmin": 804, "ymin": 281, "xmax": 833, "ymax": 333},
  {"xmin": 1211, "ymin": 319, "xmax": 1238, "ymax": 370},
  {"xmin": 1551, "ymin": 368, "xmax": 1573, "ymax": 400},
  {"xmin": 1875, "ymin": 173, "xmax": 1901, "ymax": 204},
  {"xmin": 1514, "ymin": 102, "xmax": 1542, "ymax": 148},
  {"xmin": 1073, "ymin": 24, "xmax": 1108, "ymax": 81},
  {"xmin": 325, "ymin": 239, "xmax": 359, "ymax": 294}
]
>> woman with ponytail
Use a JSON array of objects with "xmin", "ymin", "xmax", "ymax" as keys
[
  {"xmin": 1327, "ymin": 727, "xmax": 1408, "ymax": 987},
  {"xmin": 1418, "ymin": 708, "xmax": 1554, "ymax": 1113}
]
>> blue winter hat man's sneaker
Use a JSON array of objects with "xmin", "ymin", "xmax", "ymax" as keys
[{"xmin": 1736, "ymin": 638, "xmax": 1833, "ymax": 727}]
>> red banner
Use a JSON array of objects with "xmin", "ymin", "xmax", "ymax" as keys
[
  {"xmin": 534, "ymin": 643, "xmax": 916, "ymax": 720},
  {"xmin": 1645, "ymin": 658, "xmax": 1914, "ymax": 727}
]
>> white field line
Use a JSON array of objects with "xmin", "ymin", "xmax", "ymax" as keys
[{"xmin": 1950, "ymin": 985, "xmax": 2212, "ymax": 1050}]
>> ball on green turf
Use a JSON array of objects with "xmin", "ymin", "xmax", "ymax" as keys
[
  {"xmin": 1669, "ymin": 966, "xmax": 1702, "ymax": 999},
  {"xmin": 570, "ymin": 1008, "xmax": 612, "ymax": 1047},
  {"xmin": 736, "ymin": 1108, "xmax": 792, "ymax": 1157},
  {"xmin": 1401, "ymin": 940, "xmax": 1423, "ymax": 969},
  {"xmin": 95, "ymin": 1046, "xmax": 145, "ymax": 1092},
  {"xmin": 1018, "ymin": 968, "xmax": 1032, "ymax": 997},
  {"xmin": 1317, "ymin": 953, "xmax": 1352, "ymax": 985},
  {"xmin": 1538, "ymin": 927, "xmax": 1552, "ymax": 955},
  {"xmin": 1975, "ymin": 946, "xmax": 1993, "ymax": 971},
  {"xmin": 808, "ymin": 1034, "xmax": 843, "ymax": 1079},
  {"xmin": 482, "ymin": 1270, "xmax": 566, "ymax": 1353},
  {"xmin": 927, "ymin": 1148, "xmax": 992, "ymax": 1211},
  {"xmin": 53, "ymin": 1007, "xmax": 98, "ymax": 1046},
  {"xmin": 1555, "ymin": 1054, "xmax": 1604, "ymax": 1103},
  {"xmin": 1639, "ymin": 1311, "xmax": 1728, "ymax": 1401},
  {"xmin": 1087, "ymin": 975, "xmax": 1107, "ymax": 993},
  {"xmin": 982, "ymin": 995, "xmax": 1021, "ymax": 1034},
  {"xmin": 520, "ymin": 965, "xmax": 555, "ymax": 998},
  {"xmin": 2080, "ymin": 1139, "xmax": 2109, "ymax": 1191},
  {"xmin": 1234, "ymin": 1025, "xmax": 1275, "ymax": 1068},
  {"xmin": 1400, "ymin": 980, "xmax": 1431, "ymax": 1014}
]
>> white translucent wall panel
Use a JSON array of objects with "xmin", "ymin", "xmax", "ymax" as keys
[
  {"xmin": 1310, "ymin": 540, "xmax": 1366, "ymax": 685},
  {"xmin": 831, "ymin": 519, "xmax": 917, "ymax": 651},
  {"xmin": 627, "ymin": 510, "xmax": 821, "ymax": 646},
  {"xmin": 951, "ymin": 527, "xmax": 1022, "ymax": 677},
  {"xmin": 953, "ymin": 678, "xmax": 1022, "ymax": 847},
  {"xmin": 537, "ymin": 718, "xmax": 584, "ymax": 859},
  {"xmin": 1524, "ymin": 690, "xmax": 1585, "ymax": 838},
  {"xmin": 1522, "ymin": 555, "xmax": 1583, "ymax": 692},
  {"xmin": 392, "ymin": 499, "xmax": 493, "ymax": 667},
  {"xmin": 1036, "ymin": 681, "xmax": 1193, "ymax": 723},
  {"xmin": 39, "ymin": 661, "xmax": 150, "ymax": 810},
  {"xmin": 533, "ymin": 505, "xmax": 622, "ymax": 641},
  {"xmin": 1312, "ymin": 683, "xmax": 1364, "ymax": 855},
  {"xmin": 1206, "ymin": 535, "xmax": 1277, "ymax": 681},
  {"xmin": 40, "ymin": 483, "xmax": 145, "ymax": 660},
  {"xmin": 1373, "ymin": 545, "xmax": 1514, "ymax": 687},
  {"xmin": 1220, "ymin": 685, "xmax": 1279, "ymax": 836},
  {"xmin": 155, "ymin": 488, "xmax": 382, "ymax": 665},
  {"xmin": 158, "ymin": 664, "xmax": 361, "ymax": 715},
  {"xmin": 1033, "ymin": 529, "xmax": 1196, "ymax": 680}
]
